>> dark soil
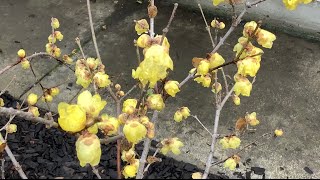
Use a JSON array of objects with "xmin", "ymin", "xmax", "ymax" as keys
[{"xmin": 0, "ymin": 92, "xmax": 227, "ymax": 179}]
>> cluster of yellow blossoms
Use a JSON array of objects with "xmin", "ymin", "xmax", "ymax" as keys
[
  {"xmin": 17, "ymin": 49, "xmax": 30, "ymax": 69},
  {"xmin": 45, "ymin": 18, "xmax": 63, "ymax": 58},
  {"xmin": 133, "ymin": 20, "xmax": 173, "ymax": 88},
  {"xmin": 75, "ymin": 57, "xmax": 111, "ymax": 88},
  {"xmin": 212, "ymin": 0, "xmax": 313, "ymax": 10},
  {"xmin": 174, "ymin": 107, "xmax": 191, "ymax": 122}
]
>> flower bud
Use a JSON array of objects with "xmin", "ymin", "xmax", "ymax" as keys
[
  {"xmin": 164, "ymin": 81, "xmax": 180, "ymax": 97},
  {"xmin": 17, "ymin": 49, "xmax": 26, "ymax": 58},
  {"xmin": 55, "ymin": 31, "xmax": 63, "ymax": 41},
  {"xmin": 51, "ymin": 18, "xmax": 60, "ymax": 29},
  {"xmin": 93, "ymin": 72, "xmax": 111, "ymax": 88},
  {"xmin": 63, "ymin": 55, "xmax": 73, "ymax": 64},
  {"xmin": 146, "ymin": 94, "xmax": 165, "ymax": 111},
  {"xmin": 50, "ymin": 87, "xmax": 60, "ymax": 96},
  {"xmin": 275, "ymin": 129, "xmax": 283, "ymax": 137},
  {"xmin": 21, "ymin": 59, "xmax": 30, "ymax": 70},
  {"xmin": 28, "ymin": 106, "xmax": 40, "ymax": 117},
  {"xmin": 6, "ymin": 124, "xmax": 17, "ymax": 134},
  {"xmin": 123, "ymin": 121, "xmax": 147, "ymax": 144},
  {"xmin": 27, "ymin": 93, "xmax": 38, "ymax": 106},
  {"xmin": 0, "ymin": 98, "xmax": 4, "ymax": 107},
  {"xmin": 76, "ymin": 133, "xmax": 101, "ymax": 167}
]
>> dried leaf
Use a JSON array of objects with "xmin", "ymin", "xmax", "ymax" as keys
[
  {"xmin": 0, "ymin": 142, "xmax": 6, "ymax": 153},
  {"xmin": 235, "ymin": 117, "xmax": 247, "ymax": 132},
  {"xmin": 147, "ymin": 156, "xmax": 161, "ymax": 164}
]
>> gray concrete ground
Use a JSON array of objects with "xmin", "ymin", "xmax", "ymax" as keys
[{"xmin": 0, "ymin": 0, "xmax": 320, "ymax": 179}]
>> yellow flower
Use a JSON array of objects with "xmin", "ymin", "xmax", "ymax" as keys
[
  {"xmin": 209, "ymin": 53, "xmax": 225, "ymax": 69},
  {"xmin": 275, "ymin": 129, "xmax": 284, "ymax": 137},
  {"xmin": 77, "ymin": 90, "xmax": 107, "ymax": 118},
  {"xmin": 75, "ymin": 61, "xmax": 92, "ymax": 88},
  {"xmin": 86, "ymin": 58, "xmax": 100, "ymax": 70},
  {"xmin": 139, "ymin": 116, "xmax": 150, "ymax": 125},
  {"xmin": 48, "ymin": 34, "xmax": 56, "ymax": 43},
  {"xmin": 58, "ymin": 102, "xmax": 86, "ymax": 133},
  {"xmin": 6, "ymin": 124, "xmax": 17, "ymax": 134},
  {"xmin": 232, "ymin": 95, "xmax": 240, "ymax": 106},
  {"xmin": 28, "ymin": 106, "xmax": 40, "ymax": 117},
  {"xmin": 122, "ymin": 99, "xmax": 137, "ymax": 114},
  {"xmin": 243, "ymin": 21, "xmax": 260, "ymax": 38},
  {"xmin": 76, "ymin": 133, "xmax": 101, "ymax": 167},
  {"xmin": 211, "ymin": 82, "xmax": 222, "ymax": 94},
  {"xmin": 46, "ymin": 43, "xmax": 53, "ymax": 54},
  {"xmin": 174, "ymin": 107, "xmax": 190, "ymax": 122},
  {"xmin": 42, "ymin": 94, "xmax": 53, "ymax": 102},
  {"xmin": 136, "ymin": 34, "xmax": 151, "ymax": 48},
  {"xmin": 154, "ymin": 35, "xmax": 171, "ymax": 53},
  {"xmin": 245, "ymin": 112, "xmax": 260, "ymax": 126},
  {"xmin": 17, "ymin": 49, "xmax": 26, "ymax": 58},
  {"xmin": 55, "ymin": 31, "xmax": 63, "ymax": 41},
  {"xmin": 21, "ymin": 59, "xmax": 30, "ymax": 69},
  {"xmin": 234, "ymin": 74, "xmax": 252, "ymax": 97},
  {"xmin": 160, "ymin": 138, "xmax": 184, "ymax": 155},
  {"xmin": 256, "ymin": 29, "xmax": 276, "ymax": 49},
  {"xmin": 123, "ymin": 164, "xmax": 138, "ymax": 179},
  {"xmin": 51, "ymin": 18, "xmax": 60, "ymax": 29},
  {"xmin": 212, "ymin": 0, "xmax": 225, "ymax": 6},
  {"xmin": 132, "ymin": 45, "xmax": 173, "ymax": 88},
  {"xmin": 123, "ymin": 121, "xmax": 147, "ymax": 144},
  {"xmin": 97, "ymin": 115, "xmax": 120, "ymax": 136},
  {"xmin": 164, "ymin": 81, "xmax": 180, "ymax": 97},
  {"xmin": 194, "ymin": 75, "xmax": 211, "ymax": 88},
  {"xmin": 121, "ymin": 148, "xmax": 136, "ymax": 162},
  {"xmin": 211, "ymin": 20, "xmax": 225, "ymax": 29},
  {"xmin": 237, "ymin": 57, "xmax": 261, "ymax": 77},
  {"xmin": 174, "ymin": 111, "xmax": 183, "ymax": 122},
  {"xmin": 27, "ymin": 93, "xmax": 38, "ymax": 106},
  {"xmin": 63, "ymin": 55, "xmax": 73, "ymax": 64},
  {"xmin": 224, "ymin": 158, "xmax": 237, "ymax": 171},
  {"xmin": 146, "ymin": 94, "xmax": 165, "ymax": 111},
  {"xmin": 220, "ymin": 136, "xmax": 241, "ymax": 149},
  {"xmin": 180, "ymin": 107, "xmax": 190, "ymax": 119},
  {"xmin": 135, "ymin": 19, "xmax": 149, "ymax": 35},
  {"xmin": 50, "ymin": 87, "xmax": 60, "ymax": 96},
  {"xmin": 0, "ymin": 98, "xmax": 4, "ymax": 107},
  {"xmin": 192, "ymin": 172, "xmax": 203, "ymax": 179},
  {"xmin": 197, "ymin": 60, "xmax": 210, "ymax": 75},
  {"xmin": 53, "ymin": 47, "xmax": 61, "ymax": 58},
  {"xmin": 93, "ymin": 72, "xmax": 111, "ymax": 88},
  {"xmin": 282, "ymin": 0, "xmax": 312, "ymax": 10},
  {"xmin": 146, "ymin": 122, "xmax": 155, "ymax": 139}
]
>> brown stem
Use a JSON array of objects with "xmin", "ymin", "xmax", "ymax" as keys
[
  {"xmin": 86, "ymin": 0, "xmax": 101, "ymax": 61},
  {"xmin": 197, "ymin": 1, "xmax": 215, "ymax": 49},
  {"xmin": 160, "ymin": 3, "xmax": 179, "ymax": 45}
]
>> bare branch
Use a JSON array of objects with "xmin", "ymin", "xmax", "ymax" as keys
[
  {"xmin": 91, "ymin": 166, "xmax": 102, "ymax": 179},
  {"xmin": 191, "ymin": 115, "xmax": 213, "ymax": 137},
  {"xmin": 86, "ymin": 0, "xmax": 101, "ymax": 61},
  {"xmin": 160, "ymin": 3, "xmax": 179, "ymax": 45}
]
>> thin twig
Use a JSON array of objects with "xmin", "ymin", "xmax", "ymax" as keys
[
  {"xmin": 160, "ymin": 3, "xmax": 178, "ymax": 45},
  {"xmin": 91, "ymin": 166, "xmax": 102, "ymax": 179},
  {"xmin": 75, "ymin": 37, "xmax": 86, "ymax": 59},
  {"xmin": 100, "ymin": 134, "xmax": 123, "ymax": 145},
  {"xmin": 221, "ymin": 68, "xmax": 229, "ymax": 95},
  {"xmin": 143, "ymin": 148, "xmax": 160, "ymax": 173},
  {"xmin": 0, "ymin": 76, "xmax": 16, "ymax": 96},
  {"xmin": 202, "ymin": 86, "xmax": 235, "ymax": 179},
  {"xmin": 87, "ymin": 0, "xmax": 101, "ymax": 61},
  {"xmin": 0, "ymin": 134, "xmax": 27, "ymax": 179},
  {"xmin": 191, "ymin": 115, "xmax": 213, "ymax": 137},
  {"xmin": 136, "ymin": 110, "xmax": 159, "ymax": 179},
  {"xmin": 120, "ymin": 84, "xmax": 139, "ymax": 102},
  {"xmin": 0, "ymin": 115, "xmax": 16, "ymax": 132},
  {"xmin": 197, "ymin": 1, "xmax": 215, "ymax": 49}
]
